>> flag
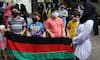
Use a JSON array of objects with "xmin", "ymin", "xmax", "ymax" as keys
[{"xmin": 5, "ymin": 32, "xmax": 75, "ymax": 60}]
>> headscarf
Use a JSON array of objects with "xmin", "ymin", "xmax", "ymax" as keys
[{"xmin": 80, "ymin": 0, "xmax": 96, "ymax": 24}]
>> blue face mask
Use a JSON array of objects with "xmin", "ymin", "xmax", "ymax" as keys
[
  {"xmin": 80, "ymin": 10, "xmax": 84, "ymax": 16},
  {"xmin": 52, "ymin": 12, "xmax": 59, "ymax": 18}
]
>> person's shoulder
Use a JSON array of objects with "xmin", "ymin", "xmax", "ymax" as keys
[
  {"xmin": 45, "ymin": 17, "xmax": 52, "ymax": 22},
  {"xmin": 39, "ymin": 22, "xmax": 43, "ymax": 25},
  {"xmin": 28, "ymin": 22, "xmax": 33, "ymax": 26},
  {"xmin": 19, "ymin": 16, "xmax": 24, "ymax": 20},
  {"xmin": 63, "ymin": 9, "xmax": 68, "ymax": 12},
  {"xmin": 86, "ymin": 20, "xmax": 94, "ymax": 24},
  {"xmin": 77, "ymin": 20, "xmax": 80, "ymax": 23},
  {"xmin": 68, "ymin": 20, "xmax": 73, "ymax": 23},
  {"xmin": 57, "ymin": 17, "xmax": 63, "ymax": 21}
]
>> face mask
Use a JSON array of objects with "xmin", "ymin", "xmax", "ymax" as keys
[
  {"xmin": 12, "ymin": 11, "xmax": 19, "ymax": 17},
  {"xmin": 33, "ymin": 17, "xmax": 40, "ymax": 23},
  {"xmin": 80, "ymin": 10, "xmax": 84, "ymax": 16},
  {"xmin": 52, "ymin": 12, "xmax": 59, "ymax": 18}
]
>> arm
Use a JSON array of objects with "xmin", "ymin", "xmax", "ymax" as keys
[
  {"xmin": 42, "ymin": 31, "xmax": 46, "ymax": 38},
  {"xmin": 45, "ymin": 28, "xmax": 55, "ymax": 38},
  {"xmin": 73, "ymin": 20, "xmax": 94, "ymax": 44},
  {"xmin": 67, "ymin": 25, "xmax": 70, "ymax": 38},
  {"xmin": 26, "ymin": 23, "xmax": 32, "ymax": 37},
  {"xmin": 61, "ymin": 20, "xmax": 66, "ymax": 37},
  {"xmin": 19, "ymin": 25, "xmax": 26, "ymax": 36},
  {"xmin": 62, "ymin": 13, "xmax": 68, "ymax": 17},
  {"xmin": 61, "ymin": 10, "xmax": 68, "ymax": 17},
  {"xmin": 26, "ymin": 30, "xmax": 31, "ymax": 37},
  {"xmin": 62, "ymin": 27, "xmax": 66, "ymax": 38},
  {"xmin": 19, "ymin": 19, "xmax": 27, "ymax": 36},
  {"xmin": 6, "ymin": 18, "xmax": 11, "ymax": 32},
  {"xmin": 21, "ymin": 25, "xmax": 26, "ymax": 35},
  {"xmin": 44, "ymin": 21, "xmax": 55, "ymax": 38}
]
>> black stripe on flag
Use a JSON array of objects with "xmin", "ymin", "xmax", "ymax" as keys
[{"xmin": 5, "ymin": 32, "xmax": 72, "ymax": 45}]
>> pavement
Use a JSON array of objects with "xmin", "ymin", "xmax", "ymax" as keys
[{"xmin": 88, "ymin": 26, "xmax": 100, "ymax": 60}]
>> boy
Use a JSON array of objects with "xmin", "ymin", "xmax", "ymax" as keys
[
  {"xmin": 27, "ymin": 12, "xmax": 45, "ymax": 37},
  {"xmin": 7, "ymin": 9, "xmax": 26, "ymax": 35},
  {"xmin": 44, "ymin": 8, "xmax": 66, "ymax": 38}
]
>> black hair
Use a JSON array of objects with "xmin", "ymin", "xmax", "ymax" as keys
[
  {"xmin": 11, "ymin": 4, "xmax": 19, "ymax": 10},
  {"xmin": 80, "ymin": 0, "xmax": 96, "ymax": 24},
  {"xmin": 38, "ymin": 3, "xmax": 44, "ymax": 11},
  {"xmin": 32, "ymin": 12, "xmax": 41, "ymax": 24},
  {"xmin": 0, "ymin": 2, "xmax": 3, "ymax": 7},
  {"xmin": 51, "ymin": 8, "xmax": 58, "ymax": 12},
  {"xmin": 32, "ymin": 11, "xmax": 40, "ymax": 17},
  {"xmin": 71, "ymin": 10, "xmax": 80, "ymax": 17},
  {"xmin": 20, "ymin": 4, "xmax": 27, "ymax": 14}
]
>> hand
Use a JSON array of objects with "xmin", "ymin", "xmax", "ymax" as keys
[
  {"xmin": 59, "ymin": 15, "xmax": 63, "ymax": 17},
  {"xmin": 26, "ymin": 34, "xmax": 31, "ymax": 37},
  {"xmin": 62, "ymin": 34, "xmax": 67, "ymax": 38},
  {"xmin": 26, "ymin": 31, "xmax": 31, "ymax": 37},
  {"xmin": 19, "ymin": 32, "xmax": 24, "ymax": 36},
  {"xmin": 3, "ymin": 29, "xmax": 8, "ymax": 32},
  {"xmin": 50, "ymin": 33, "xmax": 55, "ymax": 38},
  {"xmin": 5, "ymin": 28, "xmax": 10, "ymax": 32},
  {"xmin": 70, "ymin": 43, "xmax": 73, "ymax": 48},
  {"xmin": 42, "ymin": 32, "xmax": 46, "ymax": 38}
]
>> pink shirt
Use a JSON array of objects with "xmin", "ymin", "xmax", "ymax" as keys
[
  {"xmin": 45, "ymin": 17, "xmax": 64, "ymax": 38},
  {"xmin": 3, "ymin": 3, "xmax": 12, "ymax": 26}
]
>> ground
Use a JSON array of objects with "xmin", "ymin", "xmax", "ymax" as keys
[{"xmin": 88, "ymin": 26, "xmax": 100, "ymax": 60}]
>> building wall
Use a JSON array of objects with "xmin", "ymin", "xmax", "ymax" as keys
[{"xmin": 13, "ymin": 0, "xmax": 32, "ymax": 13}]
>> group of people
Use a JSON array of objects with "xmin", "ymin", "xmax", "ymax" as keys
[{"xmin": 0, "ymin": 0, "xmax": 96, "ymax": 60}]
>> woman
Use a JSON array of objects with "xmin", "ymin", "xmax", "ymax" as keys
[
  {"xmin": 37, "ymin": 3, "xmax": 47, "ymax": 23},
  {"xmin": 20, "ymin": 4, "xmax": 28, "ymax": 24},
  {"xmin": 73, "ymin": 1, "xmax": 96, "ymax": 60},
  {"xmin": 73, "ymin": 19, "xmax": 94, "ymax": 60},
  {"xmin": 3, "ymin": 3, "xmax": 12, "ymax": 27},
  {"xmin": 0, "ymin": 25, "xmax": 7, "ymax": 60},
  {"xmin": 72, "ymin": 7, "xmax": 94, "ymax": 60}
]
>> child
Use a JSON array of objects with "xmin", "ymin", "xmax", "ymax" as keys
[
  {"xmin": 0, "ymin": 25, "xmax": 7, "ymax": 60},
  {"xmin": 44, "ymin": 8, "xmax": 66, "ymax": 38},
  {"xmin": 27, "ymin": 12, "xmax": 45, "ymax": 37},
  {"xmin": 7, "ymin": 9, "xmax": 26, "ymax": 35},
  {"xmin": 67, "ymin": 11, "xmax": 80, "ymax": 39}
]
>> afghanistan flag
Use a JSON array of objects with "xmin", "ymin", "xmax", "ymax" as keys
[{"xmin": 5, "ymin": 32, "xmax": 75, "ymax": 60}]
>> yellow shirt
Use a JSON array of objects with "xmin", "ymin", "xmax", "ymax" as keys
[
  {"xmin": 67, "ymin": 20, "xmax": 79, "ymax": 39},
  {"xmin": 47, "ymin": 8, "xmax": 51, "ymax": 18},
  {"xmin": 45, "ymin": 0, "xmax": 52, "ymax": 3}
]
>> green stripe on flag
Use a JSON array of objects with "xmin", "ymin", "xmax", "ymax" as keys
[{"xmin": 7, "ymin": 49, "xmax": 75, "ymax": 60}]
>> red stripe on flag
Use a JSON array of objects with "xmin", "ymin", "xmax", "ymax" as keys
[{"xmin": 7, "ymin": 39, "xmax": 74, "ymax": 53}]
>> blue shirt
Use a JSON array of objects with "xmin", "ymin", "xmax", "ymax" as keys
[
  {"xmin": 27, "ymin": 22, "xmax": 44, "ymax": 37},
  {"xmin": 59, "ymin": 9, "xmax": 68, "ymax": 26}
]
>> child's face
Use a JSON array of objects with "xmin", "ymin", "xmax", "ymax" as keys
[
  {"xmin": 73, "ymin": 16, "xmax": 80, "ymax": 22},
  {"xmin": 33, "ymin": 15, "xmax": 40, "ymax": 21}
]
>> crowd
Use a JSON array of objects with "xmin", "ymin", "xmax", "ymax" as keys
[{"xmin": 0, "ymin": 0, "xmax": 97, "ymax": 60}]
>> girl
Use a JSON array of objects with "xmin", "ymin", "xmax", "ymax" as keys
[{"xmin": 0, "ymin": 25, "xmax": 7, "ymax": 60}]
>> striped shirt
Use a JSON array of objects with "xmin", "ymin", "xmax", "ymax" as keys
[{"xmin": 8, "ymin": 16, "xmax": 26, "ymax": 34}]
